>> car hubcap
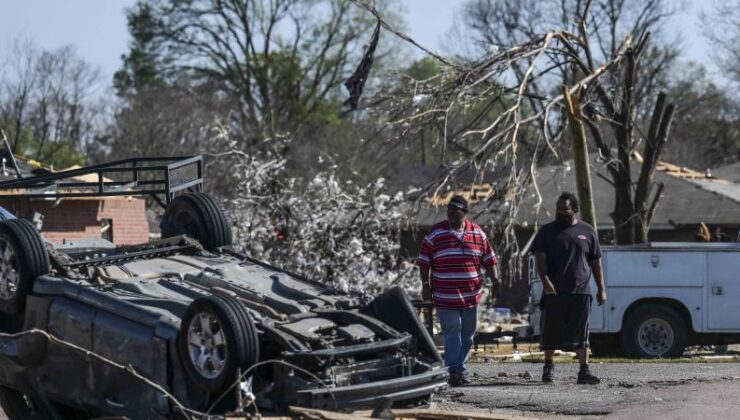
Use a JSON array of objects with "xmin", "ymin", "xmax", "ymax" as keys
[
  {"xmin": 187, "ymin": 312, "xmax": 227, "ymax": 379},
  {"xmin": 637, "ymin": 317, "xmax": 674, "ymax": 356},
  {"xmin": 0, "ymin": 239, "xmax": 19, "ymax": 300}
]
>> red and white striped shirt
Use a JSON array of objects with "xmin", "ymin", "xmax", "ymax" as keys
[{"xmin": 418, "ymin": 220, "xmax": 498, "ymax": 308}]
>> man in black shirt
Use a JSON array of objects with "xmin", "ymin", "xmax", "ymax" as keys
[{"xmin": 531, "ymin": 192, "xmax": 606, "ymax": 385}]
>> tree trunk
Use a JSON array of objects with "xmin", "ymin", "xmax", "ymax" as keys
[
  {"xmin": 563, "ymin": 86, "xmax": 597, "ymax": 229},
  {"xmin": 612, "ymin": 174, "xmax": 636, "ymax": 244},
  {"xmin": 634, "ymin": 92, "xmax": 675, "ymax": 243}
]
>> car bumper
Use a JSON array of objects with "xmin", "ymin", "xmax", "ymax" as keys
[{"xmin": 294, "ymin": 367, "xmax": 448, "ymax": 409}]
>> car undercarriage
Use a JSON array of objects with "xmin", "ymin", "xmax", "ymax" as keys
[{"xmin": 0, "ymin": 154, "xmax": 447, "ymax": 419}]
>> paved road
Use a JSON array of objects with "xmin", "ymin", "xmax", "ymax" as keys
[
  {"xmin": 435, "ymin": 362, "xmax": 740, "ymax": 419},
  {"xmin": 0, "ymin": 361, "xmax": 737, "ymax": 419}
]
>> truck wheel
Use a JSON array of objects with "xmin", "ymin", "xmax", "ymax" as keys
[
  {"xmin": 620, "ymin": 304, "xmax": 687, "ymax": 358},
  {"xmin": 161, "ymin": 192, "xmax": 233, "ymax": 250},
  {"xmin": 362, "ymin": 286, "xmax": 443, "ymax": 364},
  {"xmin": 589, "ymin": 334, "xmax": 622, "ymax": 358},
  {"xmin": 178, "ymin": 295, "xmax": 259, "ymax": 398},
  {"xmin": 0, "ymin": 219, "xmax": 50, "ymax": 315}
]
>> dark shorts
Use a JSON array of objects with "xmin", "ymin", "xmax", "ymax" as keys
[{"xmin": 539, "ymin": 294, "xmax": 591, "ymax": 351}]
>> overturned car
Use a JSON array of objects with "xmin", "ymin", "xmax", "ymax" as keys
[{"xmin": 0, "ymin": 156, "xmax": 446, "ymax": 419}]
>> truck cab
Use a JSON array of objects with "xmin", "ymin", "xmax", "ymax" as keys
[{"xmin": 525, "ymin": 242, "xmax": 740, "ymax": 358}]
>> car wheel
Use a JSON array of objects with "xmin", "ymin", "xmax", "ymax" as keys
[
  {"xmin": 0, "ymin": 219, "xmax": 50, "ymax": 315},
  {"xmin": 620, "ymin": 304, "xmax": 688, "ymax": 358},
  {"xmin": 362, "ymin": 286, "xmax": 443, "ymax": 364},
  {"xmin": 161, "ymin": 192, "xmax": 232, "ymax": 250},
  {"xmin": 178, "ymin": 295, "xmax": 259, "ymax": 397}
]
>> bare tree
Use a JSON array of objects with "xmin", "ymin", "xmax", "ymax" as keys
[
  {"xmin": 345, "ymin": 0, "xmax": 640, "ymax": 290},
  {"xmin": 662, "ymin": 64, "xmax": 740, "ymax": 168},
  {"xmin": 702, "ymin": 0, "xmax": 740, "ymax": 84},
  {"xmin": 0, "ymin": 40, "xmax": 102, "ymax": 167},
  {"xmin": 456, "ymin": 0, "xmax": 677, "ymax": 154},
  {"xmin": 0, "ymin": 38, "xmax": 38, "ymax": 151},
  {"xmin": 452, "ymin": 0, "xmax": 679, "ymax": 244},
  {"xmin": 126, "ymin": 0, "xmax": 404, "ymax": 146}
]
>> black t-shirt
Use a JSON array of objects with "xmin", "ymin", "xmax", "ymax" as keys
[{"xmin": 530, "ymin": 220, "xmax": 602, "ymax": 294}]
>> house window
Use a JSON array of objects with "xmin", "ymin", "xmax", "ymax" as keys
[{"xmin": 100, "ymin": 219, "xmax": 113, "ymax": 242}]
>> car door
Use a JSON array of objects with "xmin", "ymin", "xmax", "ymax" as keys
[{"xmin": 43, "ymin": 298, "xmax": 99, "ymax": 408}]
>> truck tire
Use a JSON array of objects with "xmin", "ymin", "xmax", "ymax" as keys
[
  {"xmin": 0, "ymin": 219, "xmax": 50, "ymax": 315},
  {"xmin": 362, "ymin": 286, "xmax": 443, "ymax": 364},
  {"xmin": 620, "ymin": 304, "xmax": 688, "ymax": 358},
  {"xmin": 178, "ymin": 295, "xmax": 259, "ymax": 399},
  {"xmin": 161, "ymin": 192, "xmax": 233, "ymax": 250}
]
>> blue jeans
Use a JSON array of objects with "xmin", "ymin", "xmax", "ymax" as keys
[{"xmin": 437, "ymin": 306, "xmax": 478, "ymax": 376}]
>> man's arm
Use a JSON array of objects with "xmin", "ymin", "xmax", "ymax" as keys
[
  {"xmin": 535, "ymin": 251, "xmax": 556, "ymax": 295},
  {"xmin": 485, "ymin": 265, "xmax": 500, "ymax": 301},
  {"xmin": 590, "ymin": 258, "xmax": 607, "ymax": 305}
]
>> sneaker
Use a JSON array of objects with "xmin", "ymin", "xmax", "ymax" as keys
[
  {"xmin": 448, "ymin": 372, "xmax": 471, "ymax": 387},
  {"xmin": 542, "ymin": 363, "xmax": 554, "ymax": 383},
  {"xmin": 448, "ymin": 372, "xmax": 462, "ymax": 387},
  {"xmin": 577, "ymin": 369, "xmax": 601, "ymax": 385}
]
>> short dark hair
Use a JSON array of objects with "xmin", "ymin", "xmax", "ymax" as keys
[
  {"xmin": 448, "ymin": 195, "xmax": 469, "ymax": 212},
  {"xmin": 558, "ymin": 192, "xmax": 579, "ymax": 213}
]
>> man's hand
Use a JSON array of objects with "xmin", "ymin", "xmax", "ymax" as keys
[
  {"xmin": 597, "ymin": 288, "xmax": 607, "ymax": 305},
  {"xmin": 591, "ymin": 258, "xmax": 606, "ymax": 306},
  {"xmin": 489, "ymin": 283, "xmax": 500, "ymax": 303}
]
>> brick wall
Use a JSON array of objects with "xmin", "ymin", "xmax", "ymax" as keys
[
  {"xmin": 98, "ymin": 198, "xmax": 149, "ymax": 244},
  {"xmin": 0, "ymin": 198, "xmax": 149, "ymax": 245}
]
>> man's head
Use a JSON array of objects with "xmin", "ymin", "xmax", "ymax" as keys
[
  {"xmin": 447, "ymin": 195, "xmax": 468, "ymax": 228},
  {"xmin": 555, "ymin": 192, "xmax": 579, "ymax": 225}
]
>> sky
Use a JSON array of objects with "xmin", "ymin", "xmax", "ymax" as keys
[{"xmin": 0, "ymin": 0, "xmax": 719, "ymax": 87}]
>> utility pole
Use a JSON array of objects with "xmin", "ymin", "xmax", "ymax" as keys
[{"xmin": 562, "ymin": 86, "xmax": 597, "ymax": 229}]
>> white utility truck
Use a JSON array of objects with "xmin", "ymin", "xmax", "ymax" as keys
[{"xmin": 523, "ymin": 242, "xmax": 740, "ymax": 358}]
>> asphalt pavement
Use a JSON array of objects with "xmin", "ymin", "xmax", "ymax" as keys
[{"xmin": 435, "ymin": 361, "xmax": 740, "ymax": 419}]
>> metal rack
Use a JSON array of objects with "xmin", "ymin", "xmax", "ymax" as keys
[{"xmin": 0, "ymin": 155, "xmax": 204, "ymax": 209}]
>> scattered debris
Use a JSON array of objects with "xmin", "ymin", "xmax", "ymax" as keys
[{"xmin": 287, "ymin": 405, "xmax": 535, "ymax": 420}]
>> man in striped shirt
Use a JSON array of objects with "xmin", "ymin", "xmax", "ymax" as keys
[{"xmin": 418, "ymin": 195, "xmax": 500, "ymax": 386}]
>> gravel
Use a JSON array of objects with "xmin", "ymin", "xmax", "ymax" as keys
[{"xmin": 435, "ymin": 362, "xmax": 740, "ymax": 417}]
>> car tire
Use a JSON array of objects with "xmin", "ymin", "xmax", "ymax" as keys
[
  {"xmin": 160, "ymin": 192, "xmax": 233, "ymax": 250},
  {"xmin": 362, "ymin": 286, "xmax": 443, "ymax": 364},
  {"xmin": 620, "ymin": 304, "xmax": 688, "ymax": 358},
  {"xmin": 178, "ymin": 295, "xmax": 259, "ymax": 398},
  {"xmin": 0, "ymin": 219, "xmax": 50, "ymax": 315},
  {"xmin": 589, "ymin": 333, "xmax": 622, "ymax": 358}
]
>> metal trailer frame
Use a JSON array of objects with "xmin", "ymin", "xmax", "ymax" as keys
[{"xmin": 0, "ymin": 155, "xmax": 204, "ymax": 209}]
